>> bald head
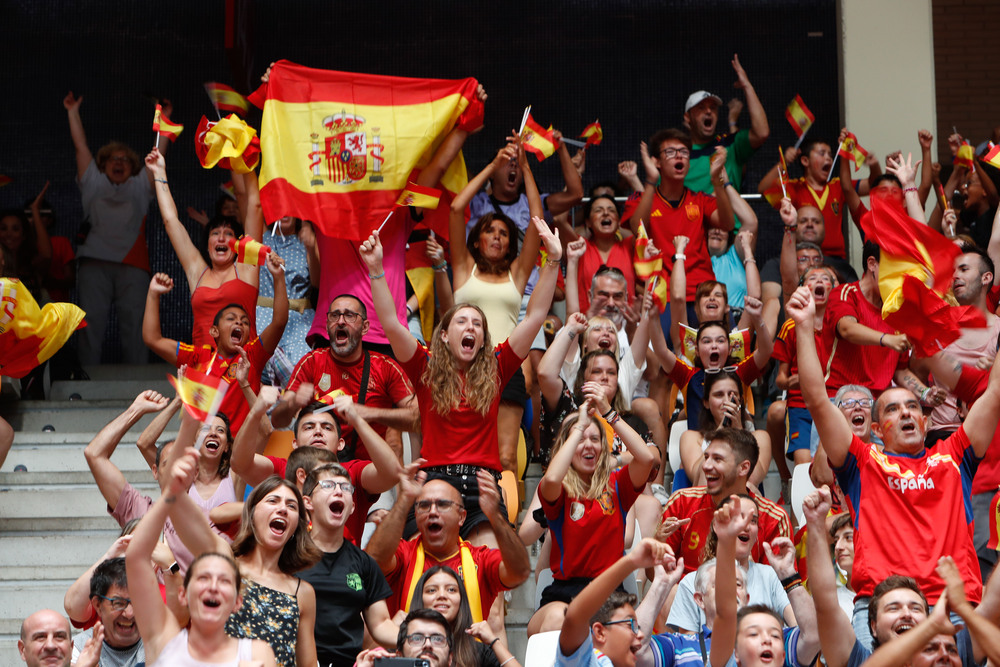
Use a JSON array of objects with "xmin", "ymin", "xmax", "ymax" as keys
[
  {"xmin": 19, "ymin": 610, "xmax": 71, "ymax": 667},
  {"xmin": 796, "ymin": 206, "xmax": 825, "ymax": 245}
]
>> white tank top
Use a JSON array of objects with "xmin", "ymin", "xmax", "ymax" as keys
[{"xmin": 152, "ymin": 629, "xmax": 253, "ymax": 666}]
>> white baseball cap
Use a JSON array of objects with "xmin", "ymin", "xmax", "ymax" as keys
[{"xmin": 685, "ymin": 91, "xmax": 723, "ymax": 113}]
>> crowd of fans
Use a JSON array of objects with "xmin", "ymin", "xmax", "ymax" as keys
[{"xmin": 9, "ymin": 54, "xmax": 1000, "ymax": 667}]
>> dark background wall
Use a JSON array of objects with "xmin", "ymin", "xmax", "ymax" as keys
[{"xmin": 1, "ymin": 0, "xmax": 839, "ymax": 357}]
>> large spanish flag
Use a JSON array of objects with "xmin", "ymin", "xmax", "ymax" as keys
[
  {"xmin": 248, "ymin": 61, "xmax": 478, "ymax": 241},
  {"xmin": 860, "ymin": 197, "xmax": 986, "ymax": 357},
  {"xmin": 0, "ymin": 279, "xmax": 86, "ymax": 378}
]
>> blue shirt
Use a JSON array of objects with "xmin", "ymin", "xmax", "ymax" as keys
[{"xmin": 649, "ymin": 625, "xmax": 804, "ymax": 667}]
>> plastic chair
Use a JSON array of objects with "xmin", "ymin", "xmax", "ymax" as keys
[{"xmin": 524, "ymin": 630, "xmax": 560, "ymax": 667}]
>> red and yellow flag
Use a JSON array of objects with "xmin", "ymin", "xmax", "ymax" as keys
[
  {"xmin": 785, "ymin": 95, "xmax": 814, "ymax": 138},
  {"xmin": 195, "ymin": 115, "xmax": 261, "ymax": 174},
  {"xmin": 227, "ymin": 236, "xmax": 271, "ymax": 266},
  {"xmin": 860, "ymin": 197, "xmax": 986, "ymax": 357},
  {"xmin": 396, "ymin": 182, "xmax": 442, "ymax": 209},
  {"xmin": 984, "ymin": 143, "xmax": 1000, "ymax": 170},
  {"xmin": 0, "ymin": 279, "xmax": 86, "ymax": 378},
  {"xmin": 838, "ymin": 132, "xmax": 869, "ymax": 170},
  {"xmin": 580, "ymin": 120, "xmax": 603, "ymax": 147},
  {"xmin": 220, "ymin": 180, "xmax": 235, "ymax": 198},
  {"xmin": 169, "ymin": 367, "xmax": 228, "ymax": 423},
  {"xmin": 204, "ymin": 82, "xmax": 249, "ymax": 116},
  {"xmin": 156, "ymin": 114, "xmax": 184, "ymax": 142},
  {"xmin": 0, "ymin": 175, "xmax": 10, "ymax": 188},
  {"xmin": 955, "ymin": 141, "xmax": 976, "ymax": 171},
  {"xmin": 633, "ymin": 222, "xmax": 668, "ymax": 312},
  {"xmin": 521, "ymin": 114, "xmax": 558, "ymax": 161},
  {"xmin": 247, "ymin": 60, "xmax": 477, "ymax": 241},
  {"xmin": 152, "ymin": 103, "xmax": 163, "ymax": 132}
]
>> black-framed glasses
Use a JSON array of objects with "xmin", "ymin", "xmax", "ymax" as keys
[
  {"xmin": 97, "ymin": 595, "xmax": 132, "ymax": 611},
  {"xmin": 604, "ymin": 618, "xmax": 639, "ymax": 634},
  {"xmin": 705, "ymin": 366, "xmax": 738, "ymax": 375},
  {"xmin": 414, "ymin": 499, "xmax": 463, "ymax": 513},
  {"xmin": 660, "ymin": 148, "xmax": 691, "ymax": 159},
  {"xmin": 405, "ymin": 632, "xmax": 449, "ymax": 647},
  {"xmin": 327, "ymin": 309, "xmax": 362, "ymax": 323},
  {"xmin": 316, "ymin": 479, "xmax": 355, "ymax": 494},
  {"xmin": 838, "ymin": 398, "xmax": 873, "ymax": 409}
]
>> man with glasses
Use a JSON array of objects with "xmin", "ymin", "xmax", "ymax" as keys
[
  {"xmin": 356, "ymin": 609, "xmax": 455, "ymax": 667},
  {"xmin": 271, "ymin": 293, "xmax": 417, "ymax": 462},
  {"xmin": 72, "ymin": 557, "xmax": 144, "ymax": 667},
  {"xmin": 366, "ymin": 468, "xmax": 530, "ymax": 623}
]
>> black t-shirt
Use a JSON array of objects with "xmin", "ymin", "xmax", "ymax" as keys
[{"xmin": 300, "ymin": 540, "xmax": 393, "ymax": 667}]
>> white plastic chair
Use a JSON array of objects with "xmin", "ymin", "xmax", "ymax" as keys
[
  {"xmin": 790, "ymin": 462, "xmax": 819, "ymax": 526},
  {"xmin": 524, "ymin": 630, "xmax": 560, "ymax": 667}
]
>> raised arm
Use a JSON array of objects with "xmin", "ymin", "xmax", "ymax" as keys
[
  {"xmin": 563, "ymin": 238, "xmax": 586, "ymax": 317},
  {"xmin": 860, "ymin": 591, "xmax": 956, "ymax": 667},
  {"xmin": 635, "ymin": 557, "xmax": 687, "ymax": 667},
  {"xmin": 258, "ymin": 251, "xmax": 288, "ymax": 353},
  {"xmin": 511, "ymin": 142, "xmax": 546, "ymax": 290},
  {"xmin": 709, "ymin": 497, "xmax": 751, "ymax": 667},
  {"xmin": 917, "ymin": 130, "xmax": 934, "ymax": 206},
  {"xmin": 630, "ymin": 290, "xmax": 654, "ymax": 370},
  {"xmin": 145, "ymin": 148, "xmax": 207, "ymax": 287},
  {"xmin": 228, "ymin": 389, "xmax": 280, "ymax": 486},
  {"xmin": 838, "ymin": 131, "xmax": 865, "ymax": 224},
  {"xmin": 735, "ymin": 230, "xmax": 761, "ymax": 331},
  {"xmin": 134, "ymin": 396, "xmax": 181, "ymax": 474},
  {"xmin": 670, "ymin": 235, "xmax": 689, "ymax": 349},
  {"xmin": 142, "ymin": 273, "xmax": 179, "ymax": 365},
  {"xmin": 425, "ymin": 233, "xmax": 454, "ymax": 314},
  {"xmin": 508, "ymin": 217, "xmax": 561, "ymax": 357},
  {"xmin": 745, "ymin": 295, "xmax": 773, "ymax": 371},
  {"xmin": 28, "ymin": 182, "xmax": 53, "ymax": 265},
  {"xmin": 938, "ymin": 556, "xmax": 1000, "ymax": 665},
  {"xmin": 539, "ymin": 403, "xmax": 589, "ymax": 502},
  {"xmin": 359, "ymin": 230, "xmax": 418, "ymax": 363},
  {"xmin": 777, "ymin": 198, "xmax": 801, "ymax": 304},
  {"xmin": 764, "ymin": 537, "xmax": 818, "ymax": 661},
  {"xmin": 335, "ymin": 396, "xmax": 403, "ymax": 494},
  {"xmin": 364, "ymin": 463, "xmax": 424, "ymax": 575},
  {"xmin": 786, "ymin": 286, "xmax": 851, "ymax": 467},
  {"xmin": 63, "ymin": 92, "xmax": 92, "ymax": 178},
  {"xmin": 626, "ymin": 142, "xmax": 660, "ymax": 234},
  {"xmin": 582, "ymin": 383, "xmax": 656, "ymax": 489},
  {"xmin": 166, "ymin": 449, "xmax": 232, "ymax": 559},
  {"xmin": 732, "ymin": 55, "xmax": 769, "ymax": 149},
  {"xmin": 885, "ymin": 153, "xmax": 926, "ymax": 223},
  {"xmin": 958, "ymin": 340, "xmax": 1000, "ymax": 457},
  {"xmin": 758, "ymin": 147, "xmax": 799, "ymax": 196},
  {"xmin": 709, "ymin": 147, "xmax": 736, "ymax": 231},
  {"xmin": 477, "ymin": 470, "xmax": 531, "ymax": 587},
  {"xmin": 538, "ymin": 312, "xmax": 587, "ymax": 410},
  {"xmin": 65, "ymin": 536, "xmax": 131, "ymax": 625}
]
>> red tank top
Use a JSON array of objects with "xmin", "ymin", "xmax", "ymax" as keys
[{"xmin": 190, "ymin": 266, "xmax": 259, "ymax": 348}]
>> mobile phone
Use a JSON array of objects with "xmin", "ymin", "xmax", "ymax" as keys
[{"xmin": 374, "ymin": 658, "xmax": 430, "ymax": 667}]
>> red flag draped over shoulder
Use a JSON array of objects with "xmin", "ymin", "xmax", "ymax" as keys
[
  {"xmin": 248, "ymin": 61, "xmax": 478, "ymax": 241},
  {"xmin": 859, "ymin": 197, "xmax": 986, "ymax": 356}
]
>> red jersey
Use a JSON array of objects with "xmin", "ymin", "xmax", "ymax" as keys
[
  {"xmin": 267, "ymin": 456, "xmax": 373, "ymax": 546},
  {"xmin": 622, "ymin": 189, "xmax": 718, "ymax": 301},
  {"xmin": 399, "ymin": 340, "xmax": 523, "ymax": 471},
  {"xmin": 661, "ymin": 486, "xmax": 791, "ymax": 573},
  {"xmin": 541, "ymin": 465, "xmax": 643, "ymax": 580},
  {"xmin": 773, "ymin": 318, "xmax": 828, "ymax": 409},
  {"xmin": 764, "ymin": 177, "xmax": 847, "ymax": 258},
  {"xmin": 834, "ymin": 431, "xmax": 982, "ymax": 604},
  {"xmin": 577, "ymin": 237, "xmax": 636, "ymax": 315},
  {"xmin": 824, "ymin": 282, "xmax": 907, "ymax": 397},
  {"xmin": 285, "ymin": 349, "xmax": 414, "ymax": 461},
  {"xmin": 386, "ymin": 537, "xmax": 506, "ymax": 620},
  {"xmin": 175, "ymin": 337, "xmax": 270, "ymax": 435}
]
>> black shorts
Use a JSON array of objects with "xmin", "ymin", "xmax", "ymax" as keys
[
  {"xmin": 500, "ymin": 365, "xmax": 528, "ymax": 406},
  {"xmin": 539, "ymin": 577, "xmax": 626, "ymax": 607},
  {"xmin": 402, "ymin": 466, "xmax": 510, "ymax": 539}
]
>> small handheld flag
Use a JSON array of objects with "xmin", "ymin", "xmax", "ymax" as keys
[
  {"xmin": 984, "ymin": 143, "xmax": 1000, "ymax": 170},
  {"xmin": 152, "ymin": 103, "xmax": 162, "ymax": 147},
  {"xmin": 785, "ymin": 95, "xmax": 814, "ymax": 147},
  {"xmin": 838, "ymin": 132, "xmax": 869, "ymax": 170},
  {"xmin": 204, "ymin": 82, "xmax": 249, "ymax": 118},
  {"xmin": 156, "ymin": 113, "xmax": 184, "ymax": 143},
  {"xmin": 168, "ymin": 367, "xmax": 229, "ymax": 429},
  {"xmin": 633, "ymin": 222, "xmax": 668, "ymax": 312},
  {"xmin": 520, "ymin": 114, "xmax": 558, "ymax": 161},
  {"xmin": 396, "ymin": 182, "xmax": 442, "ymax": 209},
  {"xmin": 777, "ymin": 146, "xmax": 788, "ymax": 199},
  {"xmin": 955, "ymin": 141, "xmax": 975, "ymax": 171},
  {"xmin": 227, "ymin": 236, "xmax": 271, "ymax": 266},
  {"xmin": 580, "ymin": 120, "xmax": 603, "ymax": 147}
]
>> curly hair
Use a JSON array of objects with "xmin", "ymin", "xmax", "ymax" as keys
[
  {"xmin": 424, "ymin": 303, "xmax": 499, "ymax": 416},
  {"xmin": 95, "ymin": 141, "xmax": 141, "ymax": 176},
  {"xmin": 231, "ymin": 476, "xmax": 320, "ymax": 574},
  {"xmin": 573, "ymin": 349, "xmax": 626, "ymax": 415},
  {"xmin": 466, "ymin": 212, "xmax": 519, "ymax": 274},
  {"xmin": 553, "ymin": 411, "xmax": 615, "ymax": 501}
]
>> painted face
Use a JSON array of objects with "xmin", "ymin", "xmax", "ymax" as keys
[
  {"xmin": 706, "ymin": 227, "xmax": 730, "ymax": 257},
  {"xmin": 590, "ymin": 275, "xmax": 628, "ymax": 326},
  {"xmin": 588, "ymin": 197, "xmax": 620, "ymax": 238},
  {"xmin": 952, "ymin": 253, "xmax": 988, "ymax": 305},
  {"xmin": 18, "ymin": 610, "xmax": 72, "ymax": 667},
  {"xmin": 796, "ymin": 248, "xmax": 823, "ymax": 278},
  {"xmin": 326, "ymin": 296, "xmax": 368, "ymax": 358},
  {"xmin": 705, "ymin": 377, "xmax": 740, "ymax": 426},
  {"xmin": 94, "ymin": 583, "xmax": 139, "ymax": 648},
  {"xmin": 874, "ymin": 387, "xmax": 926, "ymax": 454},
  {"xmin": 207, "ymin": 224, "xmax": 237, "ymax": 267},
  {"xmin": 198, "ymin": 415, "xmax": 229, "ymax": 466},
  {"xmin": 735, "ymin": 612, "xmax": 785, "ymax": 667},
  {"xmin": 104, "ymin": 150, "xmax": 132, "ymax": 184},
  {"xmin": 702, "ymin": 441, "xmax": 741, "ymax": 497},
  {"xmin": 796, "ymin": 206, "xmax": 825, "ymax": 245},
  {"xmin": 871, "ymin": 588, "xmax": 927, "ymax": 646},
  {"xmin": 571, "ymin": 422, "xmax": 604, "ymax": 478},
  {"xmin": 686, "ymin": 99, "xmax": 720, "ymax": 139},
  {"xmin": 211, "ymin": 306, "xmax": 250, "ymax": 353},
  {"xmin": 307, "ymin": 474, "xmax": 355, "ymax": 530},
  {"xmin": 585, "ymin": 354, "xmax": 619, "ymax": 403},
  {"xmin": 804, "ymin": 268, "xmax": 836, "ymax": 305},
  {"xmin": 294, "ymin": 411, "xmax": 341, "ymax": 452},
  {"xmin": 696, "ymin": 285, "xmax": 727, "ymax": 322},
  {"xmin": 837, "ymin": 390, "xmax": 873, "ymax": 441},
  {"xmin": 252, "ymin": 485, "xmax": 301, "ymax": 552},
  {"xmin": 697, "ymin": 325, "xmax": 730, "ymax": 369},
  {"xmin": 441, "ymin": 306, "xmax": 485, "ymax": 368},
  {"xmin": 475, "ymin": 218, "xmax": 511, "ymax": 263},
  {"xmin": 655, "ymin": 139, "xmax": 691, "ymax": 181},
  {"xmin": 833, "ymin": 525, "xmax": 854, "ymax": 574},
  {"xmin": 415, "ymin": 480, "xmax": 465, "ymax": 554},
  {"xmin": 802, "ymin": 143, "xmax": 833, "ymax": 182},
  {"xmin": 0, "ymin": 215, "xmax": 25, "ymax": 252},
  {"xmin": 183, "ymin": 555, "xmax": 240, "ymax": 626},
  {"xmin": 401, "ymin": 618, "xmax": 452, "ymax": 667},
  {"xmin": 584, "ymin": 321, "xmax": 617, "ymax": 353},
  {"xmin": 600, "ymin": 604, "xmax": 644, "ymax": 667},
  {"xmin": 421, "ymin": 571, "xmax": 463, "ymax": 624}
]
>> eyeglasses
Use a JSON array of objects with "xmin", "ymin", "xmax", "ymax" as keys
[
  {"xmin": 405, "ymin": 633, "xmax": 449, "ymax": 647},
  {"xmin": 97, "ymin": 595, "xmax": 132, "ymax": 611},
  {"xmin": 660, "ymin": 148, "xmax": 691, "ymax": 159},
  {"xmin": 316, "ymin": 479, "xmax": 355, "ymax": 494},
  {"xmin": 705, "ymin": 366, "xmax": 738, "ymax": 375},
  {"xmin": 327, "ymin": 309, "xmax": 362, "ymax": 323},
  {"xmin": 414, "ymin": 499, "xmax": 463, "ymax": 513},
  {"xmin": 108, "ymin": 155, "xmax": 130, "ymax": 163},
  {"xmin": 797, "ymin": 256, "xmax": 823, "ymax": 265},
  {"xmin": 604, "ymin": 618, "xmax": 639, "ymax": 634},
  {"xmin": 838, "ymin": 398, "xmax": 873, "ymax": 409}
]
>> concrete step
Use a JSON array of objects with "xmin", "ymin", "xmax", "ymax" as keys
[
  {"xmin": 7, "ymin": 401, "xmax": 179, "ymax": 434},
  {"xmin": 0, "ymin": 580, "xmax": 76, "ymax": 638},
  {"xmin": 49, "ymin": 378, "xmax": 174, "ymax": 402},
  {"xmin": 78, "ymin": 364, "xmax": 178, "ymax": 382},
  {"xmin": 2, "ymin": 440, "xmax": 160, "ymax": 475},
  {"xmin": 0, "ymin": 532, "xmax": 119, "ymax": 580},
  {"xmin": 0, "ymin": 483, "xmax": 160, "ymax": 522}
]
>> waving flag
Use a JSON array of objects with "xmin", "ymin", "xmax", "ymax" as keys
[
  {"xmin": 520, "ymin": 114, "xmax": 558, "ymax": 160},
  {"xmin": 785, "ymin": 95, "xmax": 814, "ymax": 138},
  {"xmin": 955, "ymin": 141, "xmax": 976, "ymax": 171},
  {"xmin": 633, "ymin": 222, "xmax": 668, "ymax": 312},
  {"xmin": 247, "ymin": 60, "xmax": 477, "ymax": 241},
  {"xmin": 396, "ymin": 182, "xmax": 441, "ymax": 209},
  {"xmin": 984, "ymin": 143, "xmax": 1000, "ymax": 170},
  {"xmin": 860, "ymin": 197, "xmax": 986, "ymax": 356},
  {"xmin": 580, "ymin": 120, "xmax": 603, "ymax": 147},
  {"xmin": 194, "ymin": 115, "xmax": 261, "ymax": 174},
  {"xmin": 0, "ymin": 279, "xmax": 86, "ymax": 378},
  {"xmin": 838, "ymin": 132, "xmax": 869, "ymax": 170},
  {"xmin": 227, "ymin": 236, "xmax": 271, "ymax": 266},
  {"xmin": 156, "ymin": 114, "xmax": 184, "ymax": 142},
  {"xmin": 204, "ymin": 82, "xmax": 249, "ymax": 116},
  {"xmin": 0, "ymin": 175, "xmax": 10, "ymax": 188},
  {"xmin": 169, "ymin": 367, "xmax": 228, "ymax": 423}
]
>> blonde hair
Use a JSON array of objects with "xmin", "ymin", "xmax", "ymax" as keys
[
  {"xmin": 552, "ymin": 412, "xmax": 615, "ymax": 500},
  {"xmin": 582, "ymin": 316, "xmax": 620, "ymax": 355},
  {"xmin": 423, "ymin": 303, "xmax": 499, "ymax": 416}
]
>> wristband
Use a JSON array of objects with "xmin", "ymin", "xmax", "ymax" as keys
[
  {"xmin": 431, "ymin": 261, "xmax": 447, "ymax": 272},
  {"xmin": 743, "ymin": 257, "xmax": 756, "ymax": 265},
  {"xmin": 545, "ymin": 257, "xmax": 561, "ymax": 267},
  {"xmin": 904, "ymin": 186, "xmax": 918, "ymax": 194},
  {"xmin": 369, "ymin": 271, "xmax": 385, "ymax": 281},
  {"xmin": 500, "ymin": 657, "xmax": 516, "ymax": 666},
  {"xmin": 602, "ymin": 407, "xmax": 615, "ymax": 419},
  {"xmin": 154, "ymin": 178, "xmax": 168, "ymax": 184},
  {"xmin": 879, "ymin": 333, "xmax": 886, "ymax": 347},
  {"xmin": 783, "ymin": 224, "xmax": 798, "ymax": 233},
  {"xmin": 674, "ymin": 253, "xmax": 686, "ymax": 261},
  {"xmin": 780, "ymin": 574, "xmax": 802, "ymax": 591},
  {"xmin": 489, "ymin": 637, "xmax": 501, "ymax": 651},
  {"xmin": 646, "ymin": 177, "xmax": 659, "ymax": 186},
  {"xmin": 168, "ymin": 561, "xmax": 180, "ymax": 575},
  {"xmin": 239, "ymin": 383, "xmax": 250, "ymax": 390}
]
